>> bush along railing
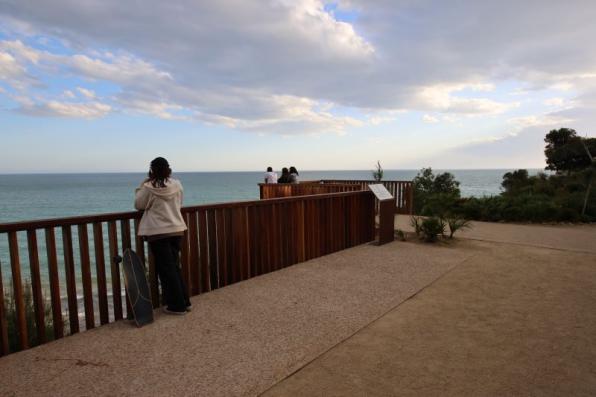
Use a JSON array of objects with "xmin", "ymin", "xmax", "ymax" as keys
[
  {"xmin": 0, "ymin": 190, "xmax": 375, "ymax": 355},
  {"xmin": 319, "ymin": 180, "xmax": 414, "ymax": 215},
  {"xmin": 259, "ymin": 183, "xmax": 362, "ymax": 199}
]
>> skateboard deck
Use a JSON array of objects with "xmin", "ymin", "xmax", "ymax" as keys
[{"xmin": 121, "ymin": 249, "xmax": 154, "ymax": 327}]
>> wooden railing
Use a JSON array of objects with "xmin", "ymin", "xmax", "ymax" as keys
[
  {"xmin": 0, "ymin": 190, "xmax": 375, "ymax": 355},
  {"xmin": 320, "ymin": 180, "xmax": 413, "ymax": 214},
  {"xmin": 259, "ymin": 183, "xmax": 361, "ymax": 200}
]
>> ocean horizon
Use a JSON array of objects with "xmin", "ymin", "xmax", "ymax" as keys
[
  {"xmin": 0, "ymin": 168, "xmax": 544, "ymax": 296},
  {"xmin": 0, "ymin": 169, "xmax": 545, "ymax": 224}
]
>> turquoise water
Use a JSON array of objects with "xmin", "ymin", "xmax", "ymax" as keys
[
  {"xmin": 0, "ymin": 169, "xmax": 544, "ymax": 323},
  {"xmin": 0, "ymin": 169, "xmax": 540, "ymax": 294},
  {"xmin": 0, "ymin": 169, "xmax": 540, "ymax": 224}
]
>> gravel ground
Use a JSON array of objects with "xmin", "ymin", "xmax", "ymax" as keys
[
  {"xmin": 264, "ymin": 238, "xmax": 596, "ymax": 396},
  {"xmin": 0, "ymin": 238, "xmax": 472, "ymax": 396},
  {"xmin": 2, "ymin": 218, "xmax": 593, "ymax": 396}
]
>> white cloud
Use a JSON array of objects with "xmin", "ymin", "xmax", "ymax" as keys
[
  {"xmin": 68, "ymin": 53, "xmax": 172, "ymax": 85},
  {"xmin": 413, "ymin": 84, "xmax": 519, "ymax": 115},
  {"xmin": 544, "ymin": 97, "xmax": 565, "ymax": 107},
  {"xmin": 20, "ymin": 100, "xmax": 111, "ymax": 119},
  {"xmin": 119, "ymin": 98, "xmax": 186, "ymax": 120},
  {"xmin": 76, "ymin": 87, "xmax": 95, "ymax": 99},
  {"xmin": 422, "ymin": 114, "xmax": 438, "ymax": 123},
  {"xmin": 448, "ymin": 97, "xmax": 519, "ymax": 115},
  {"xmin": 0, "ymin": 39, "xmax": 40, "ymax": 64},
  {"xmin": 508, "ymin": 114, "xmax": 574, "ymax": 129},
  {"xmin": 0, "ymin": 51, "xmax": 23, "ymax": 80},
  {"xmin": 1, "ymin": 0, "xmax": 596, "ymax": 136},
  {"xmin": 368, "ymin": 113, "xmax": 398, "ymax": 125},
  {"xmin": 47, "ymin": 101, "xmax": 111, "ymax": 118}
]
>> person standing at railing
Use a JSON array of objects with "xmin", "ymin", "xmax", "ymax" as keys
[
  {"xmin": 135, "ymin": 157, "xmax": 191, "ymax": 315},
  {"xmin": 289, "ymin": 166, "xmax": 300, "ymax": 184},
  {"xmin": 264, "ymin": 166, "xmax": 278, "ymax": 184},
  {"xmin": 277, "ymin": 167, "xmax": 291, "ymax": 183}
]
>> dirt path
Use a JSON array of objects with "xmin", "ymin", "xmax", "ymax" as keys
[
  {"xmin": 395, "ymin": 215, "xmax": 596, "ymax": 254},
  {"xmin": 263, "ymin": 239, "xmax": 596, "ymax": 396}
]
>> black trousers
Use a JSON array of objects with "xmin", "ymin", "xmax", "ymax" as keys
[{"xmin": 148, "ymin": 236, "xmax": 190, "ymax": 311}]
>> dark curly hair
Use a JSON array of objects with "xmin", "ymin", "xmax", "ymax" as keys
[{"xmin": 148, "ymin": 157, "xmax": 172, "ymax": 188}]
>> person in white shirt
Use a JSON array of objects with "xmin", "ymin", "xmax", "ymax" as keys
[
  {"xmin": 289, "ymin": 166, "xmax": 299, "ymax": 183},
  {"xmin": 264, "ymin": 166, "xmax": 278, "ymax": 184},
  {"xmin": 135, "ymin": 157, "xmax": 190, "ymax": 315}
]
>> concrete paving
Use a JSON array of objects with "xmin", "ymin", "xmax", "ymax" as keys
[
  {"xmin": 0, "ymin": 236, "xmax": 473, "ymax": 396},
  {"xmin": 1, "ymin": 218, "xmax": 594, "ymax": 396},
  {"xmin": 264, "ymin": 221, "xmax": 596, "ymax": 396}
]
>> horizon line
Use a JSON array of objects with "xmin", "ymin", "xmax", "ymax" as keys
[{"xmin": 0, "ymin": 167, "xmax": 548, "ymax": 176}]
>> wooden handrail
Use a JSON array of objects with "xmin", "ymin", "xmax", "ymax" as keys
[
  {"xmin": 0, "ymin": 190, "xmax": 375, "ymax": 355},
  {"xmin": 320, "ymin": 179, "xmax": 414, "ymax": 215},
  {"xmin": 258, "ymin": 183, "xmax": 363, "ymax": 201},
  {"xmin": 0, "ymin": 191, "xmax": 369, "ymax": 233}
]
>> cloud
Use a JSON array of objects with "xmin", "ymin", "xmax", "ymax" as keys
[
  {"xmin": 0, "ymin": 51, "xmax": 23, "ymax": 79},
  {"xmin": 118, "ymin": 97, "xmax": 186, "ymax": 120},
  {"xmin": 508, "ymin": 113, "xmax": 575, "ymax": 129},
  {"xmin": 1, "ymin": 0, "xmax": 596, "ymax": 134},
  {"xmin": 410, "ymin": 84, "xmax": 519, "ymax": 115},
  {"xmin": 543, "ymin": 97, "xmax": 565, "ymax": 107},
  {"xmin": 422, "ymin": 114, "xmax": 438, "ymax": 123},
  {"xmin": 19, "ymin": 100, "xmax": 111, "ymax": 119},
  {"xmin": 76, "ymin": 87, "xmax": 96, "ymax": 99}
]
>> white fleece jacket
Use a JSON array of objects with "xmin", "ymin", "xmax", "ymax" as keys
[{"xmin": 134, "ymin": 178, "xmax": 187, "ymax": 236}]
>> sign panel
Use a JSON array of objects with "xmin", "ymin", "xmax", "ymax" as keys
[{"xmin": 368, "ymin": 184, "xmax": 393, "ymax": 201}]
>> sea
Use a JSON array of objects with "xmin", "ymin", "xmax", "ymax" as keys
[
  {"xmin": 0, "ymin": 169, "xmax": 542, "ymax": 321},
  {"xmin": 0, "ymin": 169, "xmax": 544, "ymax": 224}
]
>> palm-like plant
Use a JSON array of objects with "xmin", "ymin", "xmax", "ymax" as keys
[
  {"xmin": 372, "ymin": 160, "xmax": 383, "ymax": 182},
  {"xmin": 446, "ymin": 217, "xmax": 472, "ymax": 238},
  {"xmin": 410, "ymin": 216, "xmax": 422, "ymax": 237}
]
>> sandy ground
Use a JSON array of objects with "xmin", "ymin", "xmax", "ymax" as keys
[
  {"xmin": 1, "ymin": 218, "xmax": 594, "ymax": 396},
  {"xmin": 395, "ymin": 215, "xmax": 596, "ymax": 254},
  {"xmin": 264, "ymin": 222, "xmax": 596, "ymax": 396}
]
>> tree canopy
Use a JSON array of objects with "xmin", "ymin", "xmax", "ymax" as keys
[{"xmin": 544, "ymin": 128, "xmax": 596, "ymax": 173}]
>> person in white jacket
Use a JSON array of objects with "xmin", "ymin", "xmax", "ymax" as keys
[{"xmin": 135, "ymin": 157, "xmax": 190, "ymax": 315}]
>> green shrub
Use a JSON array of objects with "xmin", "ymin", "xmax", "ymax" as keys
[
  {"xmin": 420, "ymin": 217, "xmax": 445, "ymax": 242},
  {"xmin": 410, "ymin": 216, "xmax": 422, "ymax": 237},
  {"xmin": 396, "ymin": 229, "xmax": 406, "ymax": 241},
  {"xmin": 4, "ymin": 280, "xmax": 56, "ymax": 352},
  {"xmin": 446, "ymin": 217, "xmax": 472, "ymax": 238},
  {"xmin": 413, "ymin": 168, "xmax": 461, "ymax": 216}
]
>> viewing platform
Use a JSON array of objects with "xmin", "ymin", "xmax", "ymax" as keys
[
  {"xmin": 1, "ymin": 180, "xmax": 595, "ymax": 396},
  {"xmin": 0, "ymin": 180, "xmax": 409, "ymax": 355},
  {"xmin": 1, "ymin": 218, "xmax": 595, "ymax": 395}
]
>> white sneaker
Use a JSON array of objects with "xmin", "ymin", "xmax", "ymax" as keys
[{"xmin": 162, "ymin": 307, "xmax": 187, "ymax": 315}]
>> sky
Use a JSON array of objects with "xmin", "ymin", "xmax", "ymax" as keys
[{"xmin": 0, "ymin": 0, "xmax": 595, "ymax": 173}]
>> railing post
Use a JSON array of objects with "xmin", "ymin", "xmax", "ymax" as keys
[
  {"xmin": 27, "ymin": 229, "xmax": 46, "ymax": 344},
  {"xmin": 8, "ymin": 231, "xmax": 28, "ymax": 350},
  {"xmin": 0, "ymin": 258, "xmax": 9, "ymax": 355},
  {"xmin": 45, "ymin": 227, "xmax": 63, "ymax": 339},
  {"xmin": 62, "ymin": 225, "xmax": 79, "ymax": 334},
  {"xmin": 378, "ymin": 199, "xmax": 395, "ymax": 245}
]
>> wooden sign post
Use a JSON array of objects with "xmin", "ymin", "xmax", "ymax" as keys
[{"xmin": 368, "ymin": 184, "xmax": 395, "ymax": 245}]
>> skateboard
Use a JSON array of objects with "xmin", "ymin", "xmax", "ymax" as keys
[{"xmin": 118, "ymin": 249, "xmax": 154, "ymax": 327}]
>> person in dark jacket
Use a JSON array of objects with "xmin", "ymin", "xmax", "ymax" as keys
[{"xmin": 277, "ymin": 167, "xmax": 291, "ymax": 183}]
